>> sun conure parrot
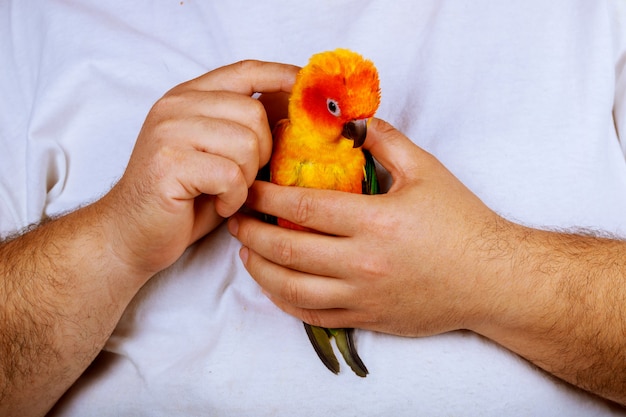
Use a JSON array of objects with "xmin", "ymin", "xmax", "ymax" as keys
[{"xmin": 267, "ymin": 48, "xmax": 381, "ymax": 377}]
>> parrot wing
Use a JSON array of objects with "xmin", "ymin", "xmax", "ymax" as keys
[{"xmin": 362, "ymin": 150, "xmax": 379, "ymax": 195}]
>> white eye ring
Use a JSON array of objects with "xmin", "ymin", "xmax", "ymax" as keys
[{"xmin": 326, "ymin": 98, "xmax": 341, "ymax": 117}]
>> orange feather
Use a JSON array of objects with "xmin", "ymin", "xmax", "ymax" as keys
[
  {"xmin": 270, "ymin": 49, "xmax": 380, "ymax": 231},
  {"xmin": 270, "ymin": 48, "xmax": 380, "ymax": 194}
]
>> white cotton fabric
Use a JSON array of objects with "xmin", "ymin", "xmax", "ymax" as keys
[{"xmin": 1, "ymin": 1, "xmax": 626, "ymax": 415}]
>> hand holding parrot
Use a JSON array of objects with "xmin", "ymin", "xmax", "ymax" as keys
[{"xmin": 230, "ymin": 117, "xmax": 501, "ymax": 342}]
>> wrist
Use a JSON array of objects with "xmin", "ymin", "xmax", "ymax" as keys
[
  {"xmin": 87, "ymin": 194, "xmax": 156, "ymax": 286},
  {"xmin": 460, "ymin": 217, "xmax": 550, "ymax": 337}
]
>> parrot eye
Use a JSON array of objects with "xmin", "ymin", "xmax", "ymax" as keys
[{"xmin": 326, "ymin": 99, "xmax": 341, "ymax": 117}]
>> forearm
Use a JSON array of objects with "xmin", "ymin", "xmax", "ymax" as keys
[
  {"xmin": 0, "ymin": 201, "xmax": 150, "ymax": 417},
  {"xmin": 231, "ymin": 119, "xmax": 626, "ymax": 405},
  {"xmin": 473, "ymin": 221, "xmax": 626, "ymax": 406}
]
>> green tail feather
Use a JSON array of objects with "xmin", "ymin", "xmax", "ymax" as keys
[
  {"xmin": 332, "ymin": 328, "xmax": 369, "ymax": 377},
  {"xmin": 304, "ymin": 324, "xmax": 368, "ymax": 377},
  {"xmin": 304, "ymin": 323, "xmax": 340, "ymax": 374}
]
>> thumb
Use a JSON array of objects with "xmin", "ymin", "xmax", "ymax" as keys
[{"xmin": 365, "ymin": 118, "xmax": 428, "ymax": 186}]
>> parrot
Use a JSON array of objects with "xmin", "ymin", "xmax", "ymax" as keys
[{"xmin": 267, "ymin": 48, "xmax": 381, "ymax": 377}]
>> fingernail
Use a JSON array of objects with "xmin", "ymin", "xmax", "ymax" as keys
[
  {"xmin": 228, "ymin": 217, "xmax": 239, "ymax": 236},
  {"xmin": 239, "ymin": 246, "xmax": 249, "ymax": 264}
]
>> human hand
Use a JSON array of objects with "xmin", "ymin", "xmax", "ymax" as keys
[
  {"xmin": 100, "ymin": 60, "xmax": 299, "ymax": 277},
  {"xmin": 228, "ymin": 118, "xmax": 512, "ymax": 337}
]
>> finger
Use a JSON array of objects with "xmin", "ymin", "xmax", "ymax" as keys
[
  {"xmin": 241, "ymin": 246, "xmax": 354, "ymax": 311},
  {"xmin": 169, "ymin": 150, "xmax": 248, "ymax": 218},
  {"xmin": 207, "ymin": 92, "xmax": 273, "ymax": 168},
  {"xmin": 154, "ymin": 91, "xmax": 273, "ymax": 169},
  {"xmin": 172, "ymin": 115, "xmax": 263, "ymax": 187},
  {"xmin": 264, "ymin": 297, "xmax": 359, "ymax": 330},
  {"xmin": 245, "ymin": 181, "xmax": 381, "ymax": 237},
  {"xmin": 230, "ymin": 213, "xmax": 361, "ymax": 280},
  {"xmin": 364, "ymin": 118, "xmax": 431, "ymax": 187},
  {"xmin": 181, "ymin": 60, "xmax": 299, "ymax": 95},
  {"xmin": 189, "ymin": 194, "xmax": 222, "ymax": 243}
]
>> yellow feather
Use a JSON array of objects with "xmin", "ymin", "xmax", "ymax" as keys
[{"xmin": 270, "ymin": 49, "xmax": 379, "ymax": 195}]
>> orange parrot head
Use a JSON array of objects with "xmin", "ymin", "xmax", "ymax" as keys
[{"xmin": 288, "ymin": 48, "xmax": 381, "ymax": 148}]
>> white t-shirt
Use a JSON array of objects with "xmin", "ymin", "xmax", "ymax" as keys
[{"xmin": 1, "ymin": 1, "xmax": 625, "ymax": 415}]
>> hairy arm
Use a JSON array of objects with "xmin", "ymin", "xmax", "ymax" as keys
[
  {"xmin": 474, "ymin": 223, "xmax": 626, "ymax": 405},
  {"xmin": 0, "ymin": 202, "xmax": 149, "ymax": 417},
  {"xmin": 0, "ymin": 60, "xmax": 298, "ymax": 416},
  {"xmin": 230, "ymin": 118, "xmax": 626, "ymax": 406}
]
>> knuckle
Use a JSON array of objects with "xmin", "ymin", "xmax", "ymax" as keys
[
  {"xmin": 233, "ymin": 59, "xmax": 260, "ymax": 78},
  {"xmin": 372, "ymin": 117, "xmax": 397, "ymax": 135},
  {"xmin": 211, "ymin": 161, "xmax": 245, "ymax": 203},
  {"xmin": 238, "ymin": 127, "xmax": 259, "ymax": 158},
  {"xmin": 300, "ymin": 309, "xmax": 324, "ymax": 327},
  {"xmin": 293, "ymin": 191, "xmax": 315, "ymax": 225},
  {"xmin": 302, "ymin": 310, "xmax": 348, "ymax": 330},
  {"xmin": 248, "ymin": 98, "xmax": 268, "ymax": 125},
  {"xmin": 273, "ymin": 236, "xmax": 295, "ymax": 267},
  {"xmin": 355, "ymin": 253, "xmax": 390, "ymax": 280},
  {"xmin": 151, "ymin": 92, "xmax": 184, "ymax": 116},
  {"xmin": 221, "ymin": 162, "xmax": 246, "ymax": 191},
  {"xmin": 152, "ymin": 117, "xmax": 180, "ymax": 141},
  {"xmin": 281, "ymin": 276, "xmax": 303, "ymax": 306},
  {"xmin": 149, "ymin": 143, "xmax": 182, "ymax": 181}
]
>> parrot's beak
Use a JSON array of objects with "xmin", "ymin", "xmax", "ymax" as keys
[{"xmin": 342, "ymin": 118, "xmax": 368, "ymax": 148}]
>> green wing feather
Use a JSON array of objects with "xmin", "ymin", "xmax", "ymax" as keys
[{"xmin": 362, "ymin": 150, "xmax": 379, "ymax": 195}]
